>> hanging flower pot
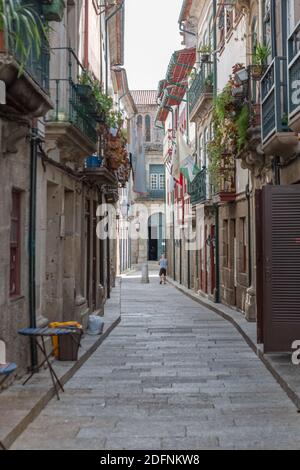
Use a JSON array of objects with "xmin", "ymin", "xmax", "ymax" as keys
[
  {"xmin": 250, "ymin": 64, "xmax": 267, "ymax": 81},
  {"xmin": 42, "ymin": 0, "xmax": 66, "ymax": 22}
]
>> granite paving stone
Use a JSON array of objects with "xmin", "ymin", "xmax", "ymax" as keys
[{"xmin": 11, "ymin": 267, "xmax": 300, "ymax": 450}]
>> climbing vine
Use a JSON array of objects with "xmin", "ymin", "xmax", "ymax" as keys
[{"xmin": 208, "ymin": 66, "xmax": 250, "ymax": 181}]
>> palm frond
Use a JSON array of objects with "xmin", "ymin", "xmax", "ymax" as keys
[{"xmin": 0, "ymin": 0, "xmax": 48, "ymax": 71}]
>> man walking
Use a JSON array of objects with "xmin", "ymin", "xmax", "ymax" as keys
[{"xmin": 159, "ymin": 254, "xmax": 168, "ymax": 285}]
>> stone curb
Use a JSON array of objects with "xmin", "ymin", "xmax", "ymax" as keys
[
  {"xmin": 167, "ymin": 278, "xmax": 300, "ymax": 412},
  {"xmin": 0, "ymin": 312, "xmax": 121, "ymax": 450}
]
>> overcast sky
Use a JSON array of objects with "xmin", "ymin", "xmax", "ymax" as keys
[{"xmin": 125, "ymin": 0, "xmax": 183, "ymax": 91}]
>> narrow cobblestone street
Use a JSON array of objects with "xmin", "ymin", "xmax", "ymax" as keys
[{"xmin": 12, "ymin": 270, "xmax": 300, "ymax": 450}]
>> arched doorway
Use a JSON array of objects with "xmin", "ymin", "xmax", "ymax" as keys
[{"xmin": 148, "ymin": 213, "xmax": 165, "ymax": 261}]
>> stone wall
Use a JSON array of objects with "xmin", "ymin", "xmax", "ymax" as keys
[{"xmin": 0, "ymin": 120, "xmax": 31, "ymax": 370}]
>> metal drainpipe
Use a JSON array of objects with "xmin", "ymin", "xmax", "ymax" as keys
[
  {"xmin": 246, "ymin": 180, "xmax": 252, "ymax": 288},
  {"xmin": 179, "ymin": 21, "xmax": 196, "ymax": 38},
  {"xmin": 29, "ymin": 125, "xmax": 39, "ymax": 371},
  {"xmin": 212, "ymin": 0, "xmax": 220, "ymax": 303},
  {"xmin": 214, "ymin": 203, "xmax": 220, "ymax": 303},
  {"xmin": 271, "ymin": 0, "xmax": 277, "ymax": 59},
  {"xmin": 172, "ymin": 192, "xmax": 176, "ymax": 281},
  {"xmin": 105, "ymin": 2, "xmax": 124, "ymax": 95},
  {"xmin": 165, "ymin": 105, "xmax": 176, "ymax": 282}
]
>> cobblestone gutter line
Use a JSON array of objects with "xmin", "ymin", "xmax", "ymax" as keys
[{"xmin": 168, "ymin": 278, "xmax": 300, "ymax": 412}]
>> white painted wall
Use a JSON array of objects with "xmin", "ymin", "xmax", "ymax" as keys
[
  {"xmin": 217, "ymin": 17, "xmax": 247, "ymax": 92},
  {"xmin": 217, "ymin": 15, "xmax": 248, "ymax": 192}
]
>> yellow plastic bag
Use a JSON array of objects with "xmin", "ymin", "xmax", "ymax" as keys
[{"xmin": 49, "ymin": 322, "xmax": 82, "ymax": 358}]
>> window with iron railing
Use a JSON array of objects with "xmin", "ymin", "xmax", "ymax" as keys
[{"xmin": 46, "ymin": 48, "xmax": 97, "ymax": 144}]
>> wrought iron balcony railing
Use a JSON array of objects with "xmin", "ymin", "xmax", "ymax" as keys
[
  {"xmin": 46, "ymin": 47, "xmax": 97, "ymax": 145},
  {"xmin": 137, "ymin": 188, "xmax": 165, "ymax": 200},
  {"xmin": 149, "ymin": 189, "xmax": 165, "ymax": 199},
  {"xmin": 261, "ymin": 56, "xmax": 289, "ymax": 144},
  {"xmin": 187, "ymin": 168, "xmax": 207, "ymax": 205},
  {"xmin": 288, "ymin": 20, "xmax": 300, "ymax": 120},
  {"xmin": 212, "ymin": 154, "xmax": 236, "ymax": 202},
  {"xmin": 7, "ymin": 0, "xmax": 50, "ymax": 92},
  {"xmin": 188, "ymin": 66, "xmax": 213, "ymax": 116}
]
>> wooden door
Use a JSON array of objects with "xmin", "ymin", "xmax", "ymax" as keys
[{"xmin": 262, "ymin": 185, "xmax": 300, "ymax": 352}]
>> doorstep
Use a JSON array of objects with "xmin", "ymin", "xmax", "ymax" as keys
[
  {"xmin": 0, "ymin": 279, "xmax": 122, "ymax": 450},
  {"xmin": 168, "ymin": 277, "xmax": 300, "ymax": 412}
]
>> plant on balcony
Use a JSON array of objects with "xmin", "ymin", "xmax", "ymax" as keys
[
  {"xmin": 77, "ymin": 70, "xmax": 93, "ymax": 101},
  {"xmin": 204, "ymin": 73, "xmax": 213, "ymax": 91},
  {"xmin": 105, "ymin": 126, "xmax": 128, "ymax": 172},
  {"xmin": 251, "ymin": 42, "xmax": 271, "ymax": 80},
  {"xmin": 0, "ymin": 0, "xmax": 47, "ymax": 71},
  {"xmin": 198, "ymin": 44, "xmax": 212, "ymax": 64},
  {"xmin": 188, "ymin": 68, "xmax": 197, "ymax": 81},
  {"xmin": 230, "ymin": 63, "xmax": 248, "ymax": 100}
]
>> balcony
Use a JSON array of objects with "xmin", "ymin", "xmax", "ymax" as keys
[
  {"xmin": 0, "ymin": 0, "xmax": 52, "ymax": 118},
  {"xmin": 261, "ymin": 56, "xmax": 299, "ymax": 158},
  {"xmin": 45, "ymin": 48, "xmax": 98, "ymax": 163},
  {"xmin": 82, "ymin": 156, "xmax": 118, "ymax": 187},
  {"xmin": 188, "ymin": 66, "xmax": 213, "ymax": 122},
  {"xmin": 288, "ymin": 20, "xmax": 300, "ymax": 133},
  {"xmin": 187, "ymin": 168, "xmax": 208, "ymax": 205}
]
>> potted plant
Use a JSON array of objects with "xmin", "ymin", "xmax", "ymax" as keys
[
  {"xmin": 42, "ymin": 0, "xmax": 66, "ymax": 23},
  {"xmin": 251, "ymin": 42, "xmax": 271, "ymax": 80},
  {"xmin": 235, "ymin": 67, "xmax": 248, "ymax": 84},
  {"xmin": 0, "ymin": 0, "xmax": 47, "ymax": 67},
  {"xmin": 198, "ymin": 45, "xmax": 212, "ymax": 64}
]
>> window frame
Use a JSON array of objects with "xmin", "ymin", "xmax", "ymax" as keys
[{"xmin": 150, "ymin": 173, "xmax": 159, "ymax": 190}]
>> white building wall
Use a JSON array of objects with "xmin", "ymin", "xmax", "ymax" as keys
[{"xmin": 217, "ymin": 17, "xmax": 247, "ymax": 92}]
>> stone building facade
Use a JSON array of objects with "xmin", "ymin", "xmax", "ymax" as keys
[
  {"xmin": 0, "ymin": 0, "xmax": 129, "ymax": 377},
  {"xmin": 128, "ymin": 91, "xmax": 165, "ymax": 266},
  {"xmin": 159, "ymin": 0, "xmax": 300, "ymax": 352}
]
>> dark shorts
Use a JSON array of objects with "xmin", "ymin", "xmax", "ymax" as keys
[{"xmin": 159, "ymin": 268, "xmax": 167, "ymax": 277}]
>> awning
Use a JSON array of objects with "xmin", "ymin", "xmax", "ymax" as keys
[
  {"xmin": 155, "ymin": 47, "xmax": 196, "ymax": 123},
  {"xmin": 155, "ymin": 106, "xmax": 169, "ymax": 125},
  {"xmin": 166, "ymin": 47, "xmax": 196, "ymax": 85}
]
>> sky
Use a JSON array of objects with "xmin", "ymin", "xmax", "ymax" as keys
[{"xmin": 125, "ymin": 0, "xmax": 184, "ymax": 91}]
